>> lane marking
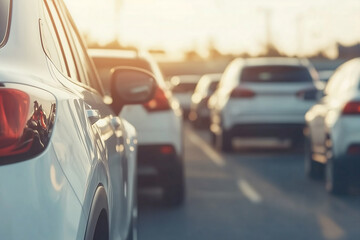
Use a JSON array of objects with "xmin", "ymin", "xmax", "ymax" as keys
[
  {"xmin": 237, "ymin": 179, "xmax": 262, "ymax": 204},
  {"xmin": 186, "ymin": 129, "xmax": 225, "ymax": 167},
  {"xmin": 317, "ymin": 214, "xmax": 345, "ymax": 240}
]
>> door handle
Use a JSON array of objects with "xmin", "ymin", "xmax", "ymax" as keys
[
  {"xmin": 110, "ymin": 116, "xmax": 122, "ymax": 129},
  {"xmin": 87, "ymin": 109, "xmax": 100, "ymax": 124}
]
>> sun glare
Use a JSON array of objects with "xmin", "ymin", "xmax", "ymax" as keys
[{"xmin": 65, "ymin": 0, "xmax": 360, "ymax": 57}]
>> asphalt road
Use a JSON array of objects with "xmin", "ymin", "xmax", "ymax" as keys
[{"xmin": 137, "ymin": 124, "xmax": 360, "ymax": 240}]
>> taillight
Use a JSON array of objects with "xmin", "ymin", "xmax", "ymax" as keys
[
  {"xmin": 0, "ymin": 84, "xmax": 56, "ymax": 163},
  {"xmin": 160, "ymin": 145, "xmax": 175, "ymax": 155},
  {"xmin": 0, "ymin": 89, "xmax": 30, "ymax": 156},
  {"xmin": 347, "ymin": 144, "xmax": 360, "ymax": 155},
  {"xmin": 230, "ymin": 87, "xmax": 255, "ymax": 98},
  {"xmin": 296, "ymin": 88, "xmax": 318, "ymax": 100},
  {"xmin": 342, "ymin": 101, "xmax": 360, "ymax": 115},
  {"xmin": 143, "ymin": 87, "xmax": 171, "ymax": 112}
]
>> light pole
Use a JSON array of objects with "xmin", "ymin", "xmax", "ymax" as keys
[
  {"xmin": 297, "ymin": 14, "xmax": 303, "ymax": 57},
  {"xmin": 114, "ymin": 0, "xmax": 122, "ymax": 40},
  {"xmin": 258, "ymin": 7, "xmax": 273, "ymax": 50}
]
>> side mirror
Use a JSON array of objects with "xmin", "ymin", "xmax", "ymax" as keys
[{"xmin": 110, "ymin": 67, "xmax": 156, "ymax": 113}]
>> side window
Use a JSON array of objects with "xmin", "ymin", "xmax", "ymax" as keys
[
  {"xmin": 58, "ymin": 0, "xmax": 104, "ymax": 95},
  {"xmin": 40, "ymin": 8, "xmax": 67, "ymax": 74},
  {"xmin": 44, "ymin": 0, "xmax": 79, "ymax": 81}
]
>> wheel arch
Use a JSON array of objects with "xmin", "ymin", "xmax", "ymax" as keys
[{"xmin": 84, "ymin": 185, "xmax": 109, "ymax": 240}]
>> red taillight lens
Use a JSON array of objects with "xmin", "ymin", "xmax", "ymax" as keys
[
  {"xmin": 143, "ymin": 87, "xmax": 171, "ymax": 112},
  {"xmin": 0, "ymin": 89, "xmax": 30, "ymax": 156},
  {"xmin": 0, "ymin": 85, "xmax": 56, "ymax": 162},
  {"xmin": 347, "ymin": 144, "xmax": 360, "ymax": 155},
  {"xmin": 230, "ymin": 87, "xmax": 255, "ymax": 98},
  {"xmin": 160, "ymin": 145, "xmax": 175, "ymax": 155},
  {"xmin": 342, "ymin": 101, "xmax": 360, "ymax": 115}
]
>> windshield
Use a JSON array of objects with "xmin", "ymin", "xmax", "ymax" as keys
[
  {"xmin": 0, "ymin": 0, "xmax": 11, "ymax": 46},
  {"xmin": 172, "ymin": 82, "xmax": 197, "ymax": 93},
  {"xmin": 241, "ymin": 65, "xmax": 313, "ymax": 83}
]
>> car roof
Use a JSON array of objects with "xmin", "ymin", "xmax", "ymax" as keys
[
  {"xmin": 171, "ymin": 75, "xmax": 201, "ymax": 84},
  {"xmin": 242, "ymin": 57, "xmax": 310, "ymax": 68},
  {"xmin": 88, "ymin": 48, "xmax": 149, "ymax": 61},
  {"xmin": 201, "ymin": 73, "xmax": 222, "ymax": 81}
]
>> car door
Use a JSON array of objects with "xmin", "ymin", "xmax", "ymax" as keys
[
  {"xmin": 59, "ymin": 1, "xmax": 133, "ymax": 238},
  {"xmin": 44, "ymin": 0, "xmax": 130, "ymax": 238}
]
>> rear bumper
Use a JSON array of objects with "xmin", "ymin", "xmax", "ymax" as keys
[
  {"xmin": 229, "ymin": 123, "xmax": 305, "ymax": 138},
  {"xmin": 137, "ymin": 145, "xmax": 183, "ymax": 187}
]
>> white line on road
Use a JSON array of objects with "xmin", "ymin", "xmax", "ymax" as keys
[
  {"xmin": 317, "ymin": 214, "xmax": 345, "ymax": 240},
  {"xmin": 186, "ymin": 129, "xmax": 225, "ymax": 167},
  {"xmin": 237, "ymin": 179, "xmax": 262, "ymax": 204}
]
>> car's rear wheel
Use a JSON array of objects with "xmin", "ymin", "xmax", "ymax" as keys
[
  {"xmin": 216, "ymin": 129, "xmax": 232, "ymax": 152},
  {"xmin": 126, "ymin": 214, "xmax": 138, "ymax": 240},
  {"xmin": 304, "ymin": 137, "xmax": 324, "ymax": 179},
  {"xmin": 325, "ymin": 146, "xmax": 348, "ymax": 195},
  {"xmin": 163, "ymin": 168, "xmax": 185, "ymax": 206},
  {"xmin": 92, "ymin": 210, "xmax": 109, "ymax": 240}
]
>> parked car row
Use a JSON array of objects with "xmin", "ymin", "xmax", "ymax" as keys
[{"xmin": 177, "ymin": 56, "xmax": 359, "ymax": 196}]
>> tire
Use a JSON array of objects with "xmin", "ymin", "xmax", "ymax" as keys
[
  {"xmin": 92, "ymin": 210, "xmax": 109, "ymax": 240},
  {"xmin": 210, "ymin": 131, "xmax": 216, "ymax": 146},
  {"xmin": 126, "ymin": 216, "xmax": 138, "ymax": 240},
  {"xmin": 326, "ymin": 156, "xmax": 348, "ymax": 195},
  {"xmin": 304, "ymin": 137, "xmax": 324, "ymax": 179},
  {"xmin": 216, "ymin": 129, "xmax": 232, "ymax": 152},
  {"xmin": 85, "ymin": 187, "xmax": 109, "ymax": 240},
  {"xmin": 163, "ymin": 168, "xmax": 185, "ymax": 206}
]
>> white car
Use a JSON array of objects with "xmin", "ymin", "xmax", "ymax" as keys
[
  {"xmin": 90, "ymin": 49, "xmax": 185, "ymax": 205},
  {"xmin": 170, "ymin": 75, "xmax": 201, "ymax": 118},
  {"xmin": 209, "ymin": 57, "xmax": 321, "ymax": 151},
  {"xmin": 189, "ymin": 73, "xmax": 221, "ymax": 127},
  {"xmin": 0, "ymin": 0, "xmax": 156, "ymax": 239},
  {"xmin": 305, "ymin": 58, "xmax": 360, "ymax": 194}
]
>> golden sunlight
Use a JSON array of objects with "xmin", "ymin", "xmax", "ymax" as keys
[{"xmin": 65, "ymin": 0, "xmax": 360, "ymax": 57}]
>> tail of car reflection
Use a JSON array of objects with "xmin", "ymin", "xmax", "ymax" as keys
[{"xmin": 0, "ymin": 86, "xmax": 56, "ymax": 163}]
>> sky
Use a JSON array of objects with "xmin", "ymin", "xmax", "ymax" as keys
[{"xmin": 65, "ymin": 0, "xmax": 360, "ymax": 58}]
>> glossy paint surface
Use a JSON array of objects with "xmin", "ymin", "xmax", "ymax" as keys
[{"xmin": 0, "ymin": 0, "xmax": 136, "ymax": 239}]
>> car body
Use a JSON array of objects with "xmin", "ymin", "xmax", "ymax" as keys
[
  {"xmin": 305, "ymin": 58, "xmax": 360, "ymax": 194},
  {"xmin": 189, "ymin": 73, "xmax": 221, "ymax": 127},
  {"xmin": 0, "ymin": 0, "xmax": 155, "ymax": 239},
  {"xmin": 170, "ymin": 75, "xmax": 200, "ymax": 118},
  {"xmin": 209, "ymin": 57, "xmax": 321, "ymax": 151},
  {"xmin": 90, "ymin": 49, "xmax": 185, "ymax": 205}
]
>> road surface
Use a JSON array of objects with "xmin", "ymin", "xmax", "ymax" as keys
[{"xmin": 137, "ymin": 124, "xmax": 360, "ymax": 240}]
